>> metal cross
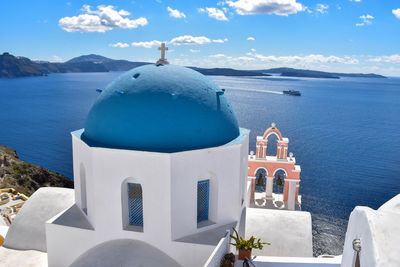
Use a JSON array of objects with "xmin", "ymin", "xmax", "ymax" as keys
[{"xmin": 158, "ymin": 43, "xmax": 168, "ymax": 61}]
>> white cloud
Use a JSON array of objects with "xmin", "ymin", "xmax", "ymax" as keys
[
  {"xmin": 131, "ymin": 40, "xmax": 162, "ymax": 48},
  {"xmin": 110, "ymin": 42, "xmax": 129, "ymax": 48},
  {"xmin": 167, "ymin": 7, "xmax": 186, "ymax": 19},
  {"xmin": 393, "ymin": 9, "xmax": 400, "ymax": 20},
  {"xmin": 226, "ymin": 0, "xmax": 304, "ymax": 16},
  {"xmin": 209, "ymin": 54, "xmax": 228, "ymax": 59},
  {"xmin": 208, "ymin": 52, "xmax": 359, "ymax": 66},
  {"xmin": 119, "ymin": 35, "xmax": 227, "ymax": 49},
  {"xmin": 212, "ymin": 38, "xmax": 229, "ymax": 43},
  {"xmin": 247, "ymin": 36, "xmax": 255, "ymax": 41},
  {"xmin": 169, "ymin": 35, "xmax": 228, "ymax": 45},
  {"xmin": 315, "ymin": 4, "xmax": 329, "ymax": 14},
  {"xmin": 356, "ymin": 14, "xmax": 374, "ymax": 26},
  {"xmin": 250, "ymin": 48, "xmax": 256, "ymax": 52},
  {"xmin": 249, "ymin": 53, "xmax": 359, "ymax": 64},
  {"xmin": 369, "ymin": 55, "xmax": 400, "ymax": 63},
  {"xmin": 51, "ymin": 55, "xmax": 63, "ymax": 62},
  {"xmin": 305, "ymin": 3, "xmax": 329, "ymax": 14},
  {"xmin": 59, "ymin": 5, "xmax": 148, "ymax": 32},
  {"xmin": 350, "ymin": 0, "xmax": 361, "ymax": 2},
  {"xmin": 198, "ymin": 7, "xmax": 228, "ymax": 21},
  {"xmin": 209, "ymin": 54, "xmax": 256, "ymax": 62},
  {"xmin": 236, "ymin": 56, "xmax": 256, "ymax": 61}
]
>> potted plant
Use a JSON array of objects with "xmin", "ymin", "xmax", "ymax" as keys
[
  {"xmin": 220, "ymin": 252, "xmax": 235, "ymax": 267},
  {"xmin": 230, "ymin": 228, "xmax": 269, "ymax": 260}
]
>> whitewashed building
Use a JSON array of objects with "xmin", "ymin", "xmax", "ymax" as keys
[{"xmin": 45, "ymin": 60, "xmax": 250, "ymax": 266}]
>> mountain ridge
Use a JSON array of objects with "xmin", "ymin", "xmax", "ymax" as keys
[{"xmin": 0, "ymin": 52, "xmax": 387, "ymax": 79}]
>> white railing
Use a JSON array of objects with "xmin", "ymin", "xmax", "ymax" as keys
[
  {"xmin": 250, "ymin": 256, "xmax": 342, "ymax": 267},
  {"xmin": 203, "ymin": 230, "xmax": 231, "ymax": 267}
]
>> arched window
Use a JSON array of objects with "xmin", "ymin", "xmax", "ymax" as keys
[
  {"xmin": 122, "ymin": 179, "xmax": 144, "ymax": 232},
  {"xmin": 127, "ymin": 183, "xmax": 143, "ymax": 227},
  {"xmin": 79, "ymin": 163, "xmax": 87, "ymax": 214},
  {"xmin": 197, "ymin": 179, "xmax": 210, "ymax": 224}
]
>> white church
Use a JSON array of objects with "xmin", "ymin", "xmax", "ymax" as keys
[
  {"xmin": 48, "ymin": 53, "xmax": 250, "ymax": 267},
  {"xmin": 0, "ymin": 45, "xmax": 399, "ymax": 267}
]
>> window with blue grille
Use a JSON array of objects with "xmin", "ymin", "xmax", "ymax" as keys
[
  {"xmin": 128, "ymin": 183, "xmax": 143, "ymax": 227},
  {"xmin": 197, "ymin": 180, "xmax": 210, "ymax": 223}
]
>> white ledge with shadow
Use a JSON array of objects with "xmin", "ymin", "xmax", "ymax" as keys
[
  {"xmin": 175, "ymin": 221, "xmax": 237, "ymax": 246},
  {"xmin": 234, "ymin": 256, "xmax": 342, "ymax": 267},
  {"xmin": 49, "ymin": 204, "xmax": 94, "ymax": 230},
  {"xmin": 197, "ymin": 220, "xmax": 215, "ymax": 229},
  {"xmin": 123, "ymin": 225, "xmax": 143, "ymax": 233}
]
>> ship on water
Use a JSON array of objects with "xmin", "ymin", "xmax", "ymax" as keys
[{"xmin": 283, "ymin": 90, "xmax": 301, "ymax": 96}]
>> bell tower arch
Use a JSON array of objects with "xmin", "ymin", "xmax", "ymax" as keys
[{"xmin": 248, "ymin": 123, "xmax": 301, "ymax": 211}]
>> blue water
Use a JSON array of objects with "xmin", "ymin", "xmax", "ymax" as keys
[{"xmin": 1, "ymin": 73, "xmax": 399, "ymax": 255}]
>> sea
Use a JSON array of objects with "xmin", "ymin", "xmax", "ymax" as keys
[{"xmin": 1, "ymin": 72, "xmax": 399, "ymax": 255}]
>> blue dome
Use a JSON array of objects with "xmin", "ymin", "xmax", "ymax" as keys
[{"xmin": 82, "ymin": 64, "xmax": 240, "ymax": 152}]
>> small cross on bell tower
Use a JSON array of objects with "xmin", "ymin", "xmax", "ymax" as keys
[{"xmin": 156, "ymin": 42, "xmax": 169, "ymax": 65}]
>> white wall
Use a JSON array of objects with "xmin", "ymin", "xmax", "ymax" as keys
[
  {"xmin": 244, "ymin": 208, "xmax": 313, "ymax": 257},
  {"xmin": 46, "ymin": 221, "xmax": 215, "ymax": 267},
  {"xmin": 170, "ymin": 140, "xmax": 246, "ymax": 240},
  {"xmin": 47, "ymin": 129, "xmax": 249, "ymax": 267},
  {"xmin": 240, "ymin": 129, "xmax": 250, "ymax": 208},
  {"xmin": 251, "ymin": 256, "xmax": 341, "ymax": 267},
  {"xmin": 341, "ymin": 195, "xmax": 400, "ymax": 267},
  {"xmin": 203, "ymin": 230, "xmax": 230, "ymax": 267},
  {"xmin": 72, "ymin": 130, "xmax": 92, "ymax": 216}
]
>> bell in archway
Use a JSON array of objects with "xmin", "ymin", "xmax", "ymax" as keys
[
  {"xmin": 276, "ymin": 174, "xmax": 283, "ymax": 188},
  {"xmin": 257, "ymin": 173, "xmax": 264, "ymax": 186}
]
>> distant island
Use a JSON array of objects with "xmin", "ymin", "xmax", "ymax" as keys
[
  {"xmin": 190, "ymin": 67, "xmax": 270, "ymax": 77},
  {"xmin": 260, "ymin": 67, "xmax": 386, "ymax": 79},
  {"xmin": 0, "ymin": 145, "xmax": 73, "ymax": 196},
  {"xmin": 0, "ymin": 52, "xmax": 387, "ymax": 79}
]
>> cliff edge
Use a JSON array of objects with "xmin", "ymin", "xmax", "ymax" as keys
[{"xmin": 0, "ymin": 145, "xmax": 73, "ymax": 196}]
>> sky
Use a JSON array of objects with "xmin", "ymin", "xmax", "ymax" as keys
[{"xmin": 1, "ymin": 0, "xmax": 399, "ymax": 75}]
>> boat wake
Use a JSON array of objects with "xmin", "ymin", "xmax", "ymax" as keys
[{"xmin": 221, "ymin": 86, "xmax": 284, "ymax": 95}]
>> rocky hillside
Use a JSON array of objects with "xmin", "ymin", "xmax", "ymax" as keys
[
  {"xmin": 0, "ymin": 52, "xmax": 47, "ymax": 78},
  {"xmin": 0, "ymin": 145, "xmax": 73, "ymax": 196},
  {"xmin": 64, "ymin": 54, "xmax": 150, "ymax": 71},
  {"xmin": 0, "ymin": 53, "xmax": 149, "ymax": 77}
]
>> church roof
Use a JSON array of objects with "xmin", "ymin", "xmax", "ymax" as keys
[{"xmin": 82, "ymin": 64, "xmax": 240, "ymax": 152}]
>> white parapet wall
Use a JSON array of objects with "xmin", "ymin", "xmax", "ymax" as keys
[
  {"xmin": 203, "ymin": 230, "xmax": 230, "ymax": 267},
  {"xmin": 244, "ymin": 208, "xmax": 313, "ymax": 257},
  {"xmin": 341, "ymin": 194, "xmax": 400, "ymax": 267},
  {"xmin": 251, "ymin": 256, "xmax": 341, "ymax": 267}
]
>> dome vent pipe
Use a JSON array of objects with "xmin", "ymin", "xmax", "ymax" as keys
[{"xmin": 352, "ymin": 238, "xmax": 361, "ymax": 267}]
